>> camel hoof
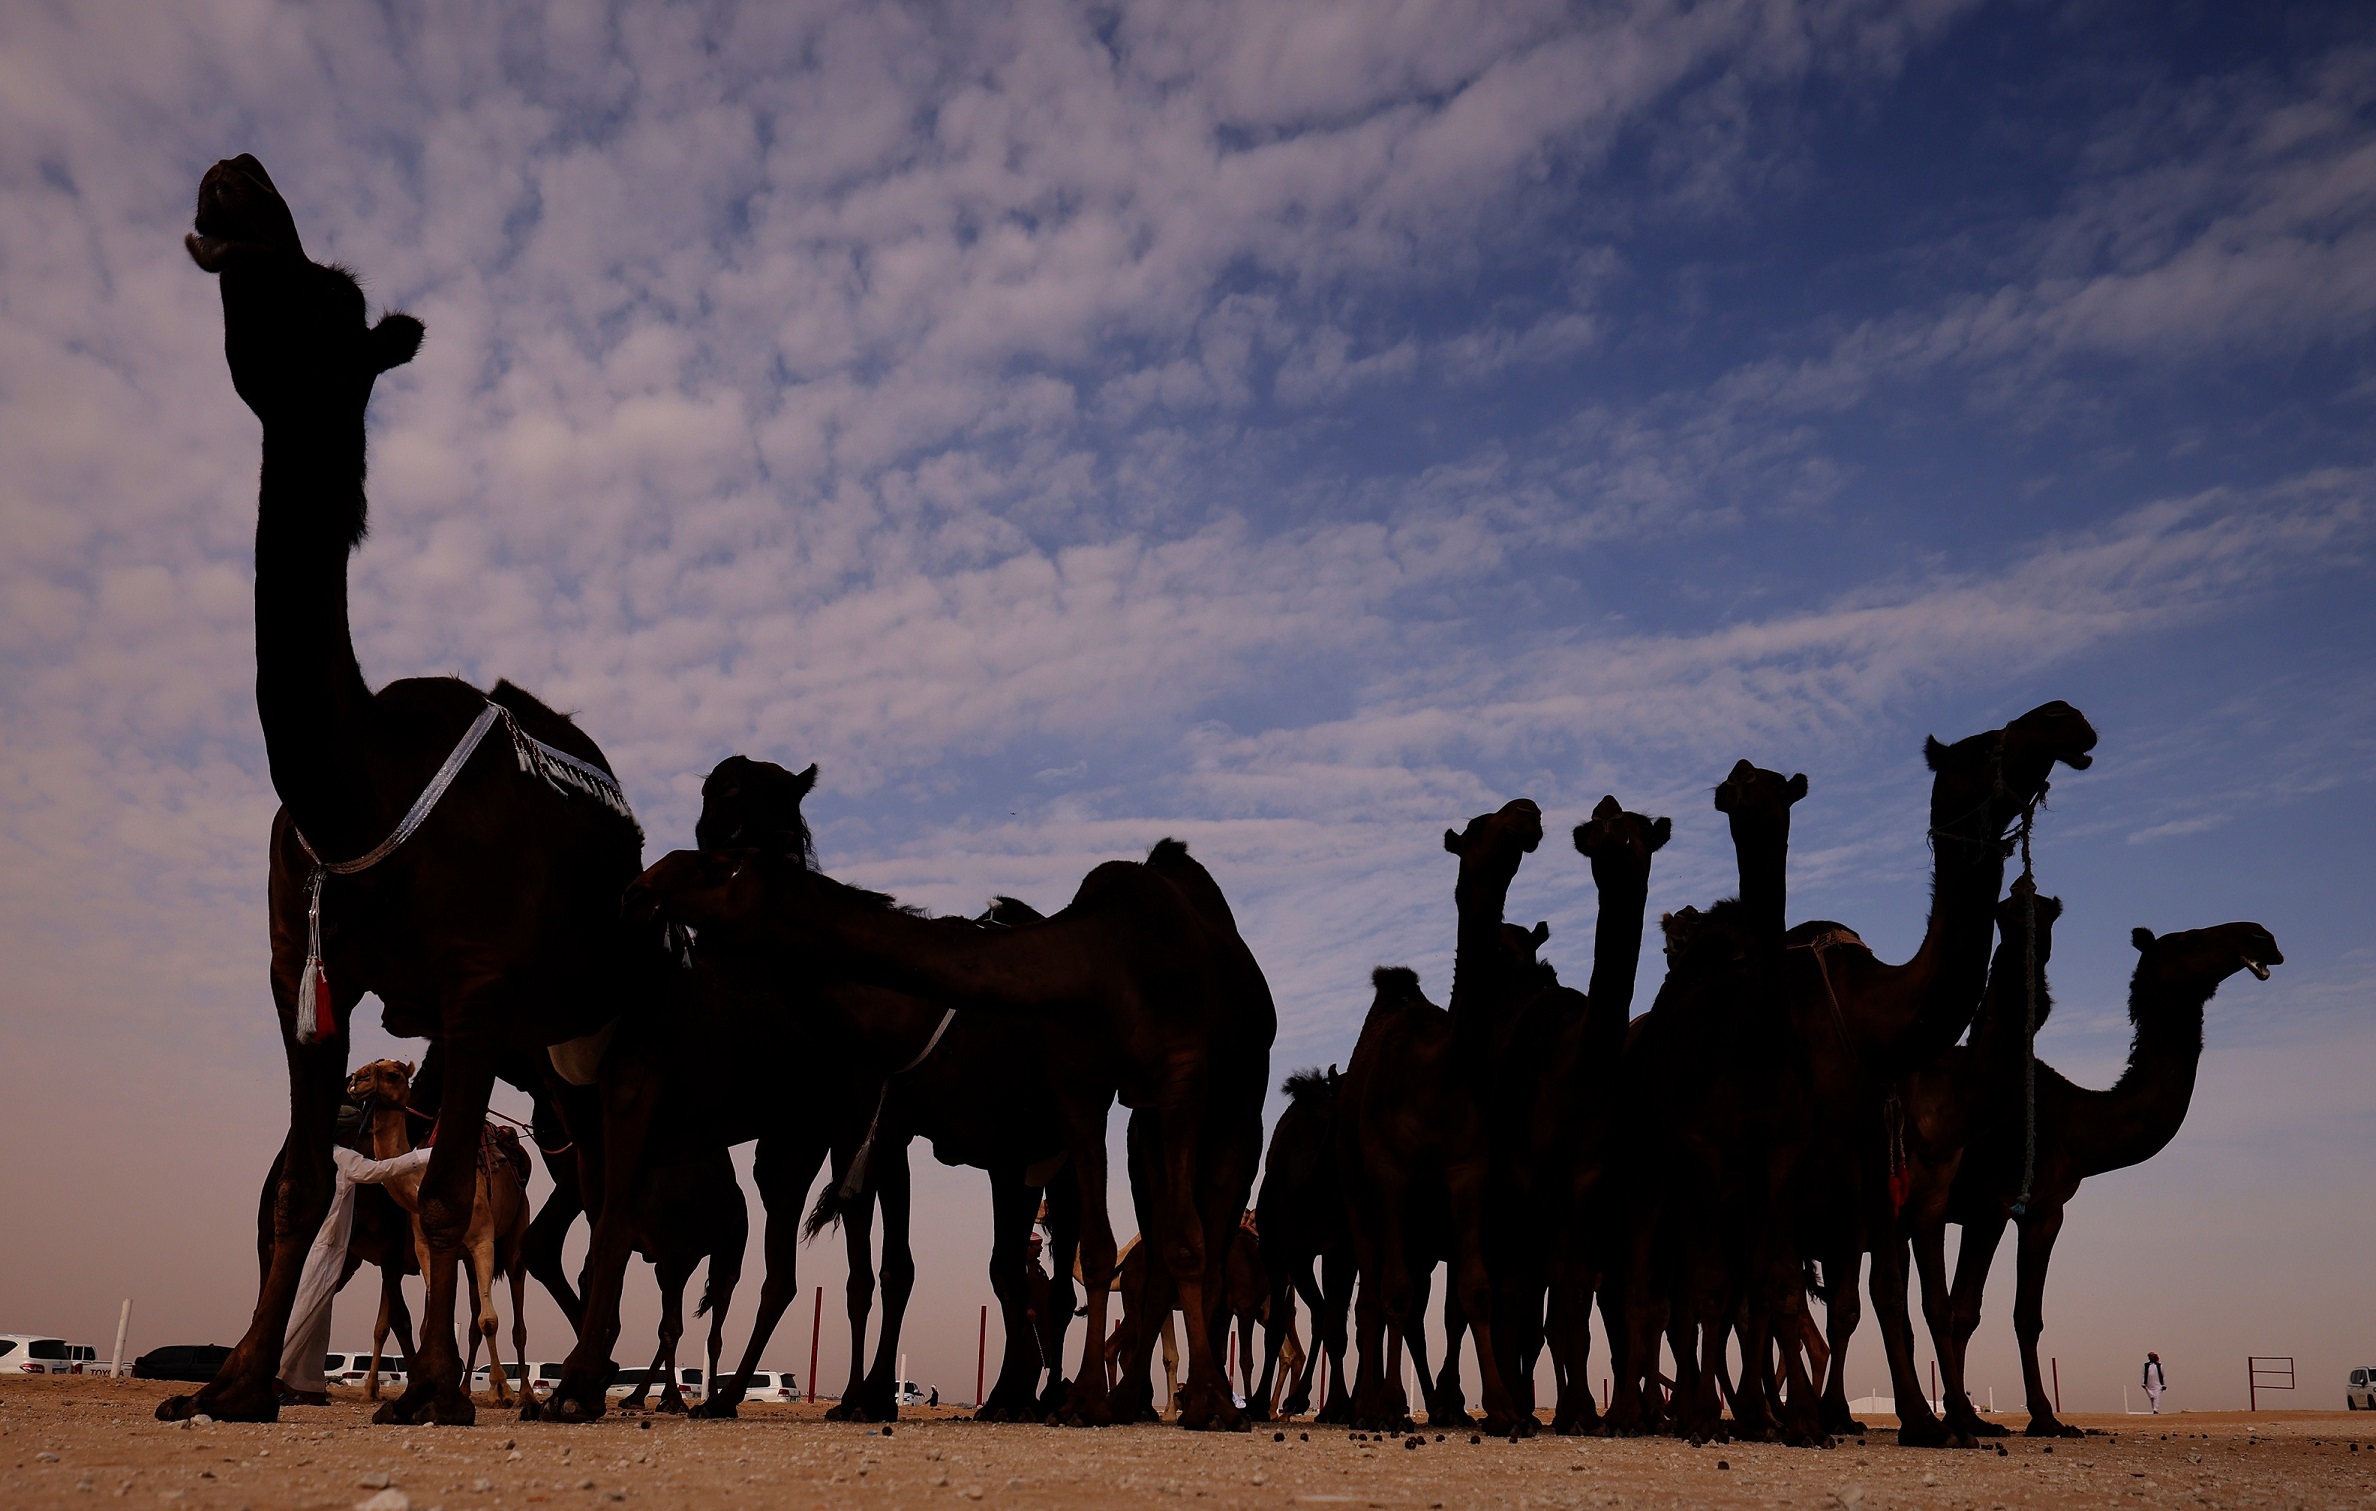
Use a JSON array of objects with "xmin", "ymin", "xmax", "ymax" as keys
[
  {"xmin": 1965, "ymin": 1417, "xmax": 2011, "ymax": 1438},
  {"xmin": 689, "ymin": 1398, "xmax": 740, "ymax": 1420},
  {"xmin": 432, "ymin": 1392, "xmax": 476, "ymax": 1428}
]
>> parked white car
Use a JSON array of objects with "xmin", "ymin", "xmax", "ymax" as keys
[
  {"xmin": 0, "ymin": 1336, "xmax": 71, "ymax": 1374},
  {"xmin": 2348, "ymin": 1366, "xmax": 2376, "ymax": 1410},
  {"xmin": 735, "ymin": 1370, "xmax": 800, "ymax": 1402},
  {"xmin": 320, "ymin": 1352, "xmax": 403, "ymax": 1387}
]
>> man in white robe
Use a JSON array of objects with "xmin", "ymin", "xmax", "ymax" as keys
[{"xmin": 276, "ymin": 1144, "xmax": 432, "ymax": 1397}]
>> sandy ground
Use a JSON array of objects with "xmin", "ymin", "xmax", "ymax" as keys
[{"xmin": 6, "ymin": 1375, "xmax": 2374, "ymax": 1510}]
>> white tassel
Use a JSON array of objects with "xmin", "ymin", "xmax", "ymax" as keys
[{"xmin": 295, "ymin": 954, "xmax": 333, "ymax": 1045}]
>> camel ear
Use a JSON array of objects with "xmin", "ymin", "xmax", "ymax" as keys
[
  {"xmin": 1530, "ymin": 921, "xmax": 1550, "ymax": 948},
  {"xmin": 1786, "ymin": 773, "xmax": 1808, "ymax": 802},
  {"xmin": 401, "ymin": 1060, "xmax": 415, "ymax": 1080},
  {"xmin": 1444, "ymin": 828, "xmax": 1465, "ymax": 855},
  {"xmin": 793, "ymin": 763, "xmax": 819, "ymax": 796},
  {"xmin": 2132, "ymin": 927, "xmax": 2155, "ymax": 952},
  {"xmin": 367, "ymin": 313, "xmax": 425, "ymax": 374},
  {"xmin": 1649, "ymin": 816, "xmax": 1672, "ymax": 851},
  {"xmin": 1923, "ymin": 735, "xmax": 1950, "ymax": 772}
]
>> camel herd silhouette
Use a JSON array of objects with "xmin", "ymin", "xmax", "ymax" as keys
[{"xmin": 161, "ymin": 155, "xmax": 2283, "ymax": 1447}]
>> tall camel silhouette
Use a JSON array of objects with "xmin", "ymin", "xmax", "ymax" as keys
[
  {"xmin": 173, "ymin": 156, "xmax": 671, "ymax": 1426},
  {"xmin": 629, "ymin": 832, "xmax": 1275, "ymax": 1429},
  {"xmin": 1780, "ymin": 702, "xmax": 2097, "ymax": 1445},
  {"xmin": 1517, "ymin": 797, "xmax": 1670, "ymax": 1435}
]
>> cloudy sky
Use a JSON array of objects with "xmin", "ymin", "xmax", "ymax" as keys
[{"xmin": 3, "ymin": 0, "xmax": 2371, "ymax": 1414}]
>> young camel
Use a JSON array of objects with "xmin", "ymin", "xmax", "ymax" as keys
[
  {"xmin": 349, "ymin": 1060, "xmax": 532, "ymax": 1410},
  {"xmin": 629, "ymin": 835, "xmax": 1276, "ymax": 1430}
]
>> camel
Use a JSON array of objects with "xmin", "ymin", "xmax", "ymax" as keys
[
  {"xmin": 1884, "ymin": 878, "xmax": 2061, "ymax": 1442},
  {"xmin": 1252, "ymin": 1066, "xmax": 1353, "ymax": 1421},
  {"xmin": 1921, "ymin": 918, "xmax": 2281, "ymax": 1438},
  {"xmin": 613, "ymin": 1148, "xmax": 747, "ymax": 1415},
  {"xmin": 1510, "ymin": 796, "xmax": 1670, "ymax": 1435},
  {"xmin": 668, "ymin": 756, "xmax": 1083, "ymax": 1424},
  {"xmin": 1597, "ymin": 761, "xmax": 1818, "ymax": 1443},
  {"xmin": 347, "ymin": 1061, "xmax": 532, "ymax": 1409},
  {"xmin": 629, "ymin": 830, "xmax": 1276, "ymax": 1430},
  {"xmin": 1339, "ymin": 799, "xmax": 1544, "ymax": 1435},
  {"xmin": 172, "ymin": 155, "xmax": 673, "ymax": 1427},
  {"xmin": 1777, "ymin": 702, "xmax": 2098, "ymax": 1445}
]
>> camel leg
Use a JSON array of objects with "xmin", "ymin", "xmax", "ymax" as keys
[
  {"xmin": 980, "ymin": 1166, "xmax": 1046, "ymax": 1420},
  {"xmin": 1446, "ymin": 1160, "xmax": 1525, "ymax": 1435},
  {"xmin": 1253, "ymin": 1272, "xmax": 1293, "ymax": 1418},
  {"xmin": 548, "ymin": 1024, "xmax": 663, "ymax": 1425},
  {"xmin": 2010, "ymin": 1210, "xmax": 2078, "ymax": 1436},
  {"xmin": 1433, "ymin": 1275, "xmax": 1469, "ymax": 1425},
  {"xmin": 373, "ymin": 1037, "xmax": 497, "ymax": 1427},
  {"xmin": 698, "ymin": 1235, "xmax": 743, "ymax": 1414},
  {"xmin": 472, "ymin": 1208, "xmax": 511, "ymax": 1408},
  {"xmin": 1169, "ymin": 1103, "xmax": 1258, "ymax": 1431},
  {"xmin": 1816, "ymin": 1244, "xmax": 1865, "ymax": 1436},
  {"xmin": 509, "ymin": 1247, "xmax": 531, "ymax": 1413},
  {"xmin": 1348, "ymin": 1167, "xmax": 1420, "ymax": 1432},
  {"xmin": 1918, "ymin": 1215, "xmax": 1989, "ymax": 1438},
  {"xmin": 1545, "ymin": 1237, "xmax": 1600, "ymax": 1434},
  {"xmin": 1939, "ymin": 1215, "xmax": 2008, "ymax": 1437},
  {"xmin": 653, "ymin": 1260, "xmax": 691, "ymax": 1415},
  {"xmin": 1057, "ymin": 1096, "xmax": 1120, "ymax": 1428},
  {"xmin": 695, "ymin": 1132, "xmax": 829, "ymax": 1419},
  {"xmin": 824, "ymin": 1154, "xmax": 881, "ymax": 1421},
  {"xmin": 858, "ymin": 1143, "xmax": 916, "ymax": 1419},
  {"xmin": 1038, "ymin": 1172, "xmax": 1081, "ymax": 1416},
  {"xmin": 1313, "ymin": 1244, "xmax": 1355, "ymax": 1423},
  {"xmin": 1869, "ymin": 1222, "xmax": 1951, "ymax": 1447},
  {"xmin": 161, "ymin": 976, "xmax": 351, "ymax": 1423},
  {"xmin": 524, "ymin": 1179, "xmax": 585, "ymax": 1334}
]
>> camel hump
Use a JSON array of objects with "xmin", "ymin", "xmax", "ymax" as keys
[
  {"xmin": 489, "ymin": 679, "xmax": 615, "ymax": 775},
  {"xmin": 1280, "ymin": 1066, "xmax": 1334, "ymax": 1101},
  {"xmin": 1144, "ymin": 837, "xmax": 1241, "ymax": 932}
]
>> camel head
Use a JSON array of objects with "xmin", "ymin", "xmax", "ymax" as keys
[
  {"xmin": 1444, "ymin": 799, "xmax": 1544, "ymax": 887},
  {"xmin": 697, "ymin": 755, "xmax": 819, "ymax": 862},
  {"xmin": 185, "ymin": 155, "xmax": 424, "ymax": 457},
  {"xmin": 1712, "ymin": 760, "xmax": 1806, "ymax": 821},
  {"xmin": 2129, "ymin": 921, "xmax": 2283, "ymax": 996},
  {"xmin": 1573, "ymin": 794, "xmax": 1671, "ymax": 888},
  {"xmin": 1923, "ymin": 700, "xmax": 2098, "ymax": 844},
  {"xmin": 346, "ymin": 1058, "xmax": 414, "ymax": 1111},
  {"xmin": 1997, "ymin": 877, "xmax": 2065, "ymax": 966}
]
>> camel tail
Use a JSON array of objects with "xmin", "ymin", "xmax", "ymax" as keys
[{"xmin": 803, "ymin": 1181, "xmax": 849, "ymax": 1241}]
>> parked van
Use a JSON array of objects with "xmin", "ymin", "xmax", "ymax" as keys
[
  {"xmin": 0, "ymin": 1336, "xmax": 70, "ymax": 1374},
  {"xmin": 2349, "ymin": 1366, "xmax": 2376, "ymax": 1410}
]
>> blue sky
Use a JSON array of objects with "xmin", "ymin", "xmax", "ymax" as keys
[{"xmin": 1, "ymin": 0, "xmax": 2370, "ymax": 1411}]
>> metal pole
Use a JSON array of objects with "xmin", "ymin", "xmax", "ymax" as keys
[
  {"xmin": 1930, "ymin": 1360, "xmax": 1938, "ymax": 1410},
  {"xmin": 110, "ymin": 1300, "xmax": 132, "ymax": 1379},
  {"xmin": 2051, "ymin": 1357, "xmax": 2061, "ymax": 1415},
  {"xmin": 977, "ymin": 1304, "xmax": 987, "ymax": 1407},
  {"xmin": 2248, "ymin": 1358, "xmax": 2254, "ymax": 1413},
  {"xmin": 807, "ymin": 1286, "xmax": 823, "ymax": 1403}
]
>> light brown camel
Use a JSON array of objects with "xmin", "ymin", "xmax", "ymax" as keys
[
  {"xmin": 1926, "ymin": 918, "xmax": 2281, "ymax": 1437},
  {"xmin": 1340, "ymin": 799, "xmax": 1543, "ymax": 1436},
  {"xmin": 348, "ymin": 1061, "xmax": 532, "ymax": 1409},
  {"xmin": 171, "ymin": 155, "xmax": 671, "ymax": 1427},
  {"xmin": 627, "ymin": 834, "xmax": 1276, "ymax": 1430}
]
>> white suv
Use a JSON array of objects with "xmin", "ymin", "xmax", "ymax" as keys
[
  {"xmin": 0, "ymin": 1336, "xmax": 70, "ymax": 1374},
  {"xmin": 2349, "ymin": 1367, "xmax": 2376, "ymax": 1410}
]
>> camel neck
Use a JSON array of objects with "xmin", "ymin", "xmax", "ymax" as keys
[
  {"xmin": 253, "ymin": 427, "xmax": 380, "ymax": 858},
  {"xmin": 1728, "ymin": 819, "xmax": 1789, "ymax": 945},
  {"xmin": 364, "ymin": 1103, "xmax": 414, "ymax": 1162},
  {"xmin": 1884, "ymin": 811, "xmax": 2011, "ymax": 1070},
  {"xmin": 1450, "ymin": 863, "xmax": 1521, "ymax": 1026},
  {"xmin": 1583, "ymin": 875, "xmax": 1651, "ymax": 1030},
  {"xmin": 2069, "ymin": 983, "xmax": 2212, "ymax": 1176}
]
